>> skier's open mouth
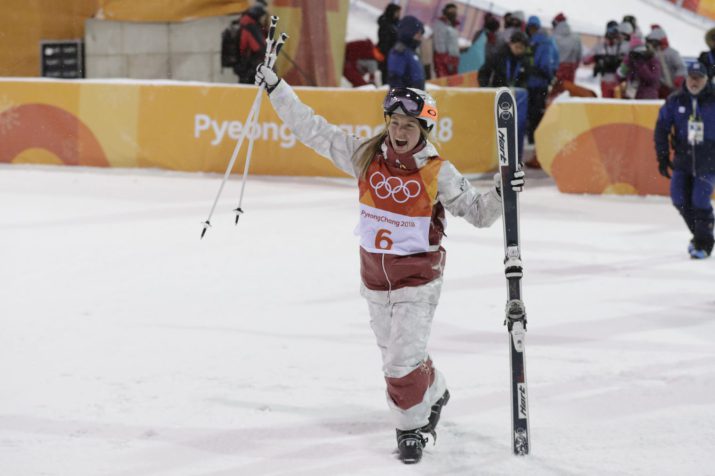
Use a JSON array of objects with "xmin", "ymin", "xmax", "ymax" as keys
[{"xmin": 395, "ymin": 139, "xmax": 408, "ymax": 147}]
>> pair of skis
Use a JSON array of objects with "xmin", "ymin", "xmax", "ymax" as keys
[
  {"xmin": 494, "ymin": 88, "xmax": 530, "ymax": 456},
  {"xmin": 200, "ymin": 16, "xmax": 288, "ymax": 239}
]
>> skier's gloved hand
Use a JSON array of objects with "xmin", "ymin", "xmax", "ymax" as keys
[
  {"xmin": 493, "ymin": 170, "xmax": 526, "ymax": 196},
  {"xmin": 255, "ymin": 63, "xmax": 280, "ymax": 93},
  {"xmin": 510, "ymin": 170, "xmax": 525, "ymax": 192},
  {"xmin": 657, "ymin": 154, "xmax": 672, "ymax": 179}
]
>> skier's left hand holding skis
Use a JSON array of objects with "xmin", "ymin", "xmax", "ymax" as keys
[
  {"xmin": 494, "ymin": 170, "xmax": 526, "ymax": 195},
  {"xmin": 255, "ymin": 63, "xmax": 280, "ymax": 93}
]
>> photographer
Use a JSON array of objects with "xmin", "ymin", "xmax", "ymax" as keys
[
  {"xmin": 617, "ymin": 37, "xmax": 660, "ymax": 99},
  {"xmin": 583, "ymin": 21, "xmax": 628, "ymax": 98}
]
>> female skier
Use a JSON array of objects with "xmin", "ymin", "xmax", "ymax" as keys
[{"xmin": 254, "ymin": 63, "xmax": 525, "ymax": 464}]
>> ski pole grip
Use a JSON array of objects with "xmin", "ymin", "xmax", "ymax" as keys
[
  {"xmin": 269, "ymin": 33, "xmax": 289, "ymax": 68},
  {"xmin": 268, "ymin": 16, "xmax": 278, "ymax": 38}
]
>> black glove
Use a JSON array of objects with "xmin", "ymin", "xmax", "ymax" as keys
[{"xmin": 657, "ymin": 155, "xmax": 672, "ymax": 179}]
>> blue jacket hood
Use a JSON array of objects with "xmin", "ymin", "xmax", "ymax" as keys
[{"xmin": 398, "ymin": 15, "xmax": 424, "ymax": 43}]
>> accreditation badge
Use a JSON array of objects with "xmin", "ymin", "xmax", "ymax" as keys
[{"xmin": 688, "ymin": 119, "xmax": 704, "ymax": 145}]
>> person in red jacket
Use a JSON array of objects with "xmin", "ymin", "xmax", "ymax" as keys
[
  {"xmin": 343, "ymin": 39, "xmax": 380, "ymax": 87},
  {"xmin": 254, "ymin": 62, "xmax": 525, "ymax": 464},
  {"xmin": 234, "ymin": 5, "xmax": 267, "ymax": 84}
]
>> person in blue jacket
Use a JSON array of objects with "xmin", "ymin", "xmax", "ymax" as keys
[
  {"xmin": 524, "ymin": 16, "xmax": 559, "ymax": 144},
  {"xmin": 655, "ymin": 62, "xmax": 715, "ymax": 259},
  {"xmin": 386, "ymin": 15, "xmax": 425, "ymax": 90}
]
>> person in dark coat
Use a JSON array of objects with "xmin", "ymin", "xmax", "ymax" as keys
[
  {"xmin": 478, "ymin": 31, "xmax": 528, "ymax": 88},
  {"xmin": 386, "ymin": 16, "xmax": 425, "ymax": 90},
  {"xmin": 377, "ymin": 3, "xmax": 402, "ymax": 84},
  {"xmin": 697, "ymin": 27, "xmax": 715, "ymax": 81},
  {"xmin": 524, "ymin": 15, "xmax": 559, "ymax": 143},
  {"xmin": 654, "ymin": 62, "xmax": 715, "ymax": 258},
  {"xmin": 235, "ymin": 5, "xmax": 268, "ymax": 84},
  {"xmin": 617, "ymin": 37, "xmax": 661, "ymax": 99}
]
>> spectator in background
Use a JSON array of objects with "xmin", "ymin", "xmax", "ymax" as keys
[
  {"xmin": 459, "ymin": 12, "xmax": 500, "ymax": 74},
  {"xmin": 432, "ymin": 3, "xmax": 461, "ymax": 77},
  {"xmin": 618, "ymin": 21, "xmax": 635, "ymax": 45},
  {"xmin": 551, "ymin": 13, "xmax": 582, "ymax": 86},
  {"xmin": 622, "ymin": 14, "xmax": 642, "ymax": 39},
  {"xmin": 499, "ymin": 10, "xmax": 525, "ymax": 47},
  {"xmin": 344, "ymin": 39, "xmax": 380, "ymax": 87},
  {"xmin": 697, "ymin": 27, "xmax": 715, "ymax": 81},
  {"xmin": 387, "ymin": 16, "xmax": 426, "ymax": 90},
  {"xmin": 235, "ymin": 5, "xmax": 268, "ymax": 84},
  {"xmin": 583, "ymin": 21, "xmax": 628, "ymax": 98},
  {"xmin": 524, "ymin": 15, "xmax": 559, "ymax": 144},
  {"xmin": 645, "ymin": 26, "xmax": 686, "ymax": 99},
  {"xmin": 617, "ymin": 37, "xmax": 660, "ymax": 99},
  {"xmin": 654, "ymin": 62, "xmax": 715, "ymax": 259},
  {"xmin": 478, "ymin": 31, "xmax": 528, "ymax": 88},
  {"xmin": 377, "ymin": 3, "xmax": 401, "ymax": 84}
]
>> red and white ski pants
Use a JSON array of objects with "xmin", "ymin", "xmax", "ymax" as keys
[{"xmin": 361, "ymin": 279, "xmax": 448, "ymax": 431}]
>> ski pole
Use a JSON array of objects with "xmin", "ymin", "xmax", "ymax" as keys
[
  {"xmin": 234, "ymin": 32, "xmax": 288, "ymax": 224},
  {"xmin": 200, "ymin": 16, "xmax": 279, "ymax": 239}
]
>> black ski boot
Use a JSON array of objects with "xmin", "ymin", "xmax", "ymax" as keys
[
  {"xmin": 396, "ymin": 428, "xmax": 427, "ymax": 464},
  {"xmin": 427, "ymin": 389, "xmax": 450, "ymax": 433},
  {"xmin": 419, "ymin": 389, "xmax": 450, "ymax": 442}
]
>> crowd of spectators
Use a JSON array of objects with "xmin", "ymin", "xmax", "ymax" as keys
[{"xmin": 336, "ymin": 6, "xmax": 713, "ymax": 149}]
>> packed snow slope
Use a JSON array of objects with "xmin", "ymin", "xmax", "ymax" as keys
[{"xmin": 2, "ymin": 165, "xmax": 714, "ymax": 475}]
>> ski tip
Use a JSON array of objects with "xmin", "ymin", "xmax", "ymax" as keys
[{"xmin": 200, "ymin": 220, "xmax": 211, "ymax": 239}]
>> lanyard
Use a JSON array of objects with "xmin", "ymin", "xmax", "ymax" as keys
[{"xmin": 691, "ymin": 97, "xmax": 700, "ymax": 121}]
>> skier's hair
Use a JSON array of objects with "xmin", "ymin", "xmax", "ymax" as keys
[{"xmin": 353, "ymin": 114, "xmax": 432, "ymax": 179}]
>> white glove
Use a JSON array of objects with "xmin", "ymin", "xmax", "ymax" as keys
[
  {"xmin": 255, "ymin": 63, "xmax": 280, "ymax": 91},
  {"xmin": 494, "ymin": 170, "xmax": 526, "ymax": 195}
]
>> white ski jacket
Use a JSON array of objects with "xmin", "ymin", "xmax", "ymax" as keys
[{"xmin": 268, "ymin": 80, "xmax": 502, "ymax": 297}]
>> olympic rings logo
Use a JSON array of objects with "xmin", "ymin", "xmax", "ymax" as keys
[{"xmin": 369, "ymin": 172, "xmax": 421, "ymax": 203}]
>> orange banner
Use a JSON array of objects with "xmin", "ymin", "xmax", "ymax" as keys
[
  {"xmin": 0, "ymin": 79, "xmax": 499, "ymax": 177},
  {"xmin": 535, "ymin": 99, "xmax": 670, "ymax": 196},
  {"xmin": 270, "ymin": 0, "xmax": 349, "ymax": 87}
]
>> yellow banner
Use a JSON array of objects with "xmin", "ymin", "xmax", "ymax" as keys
[
  {"xmin": 0, "ymin": 80, "xmax": 498, "ymax": 177},
  {"xmin": 427, "ymin": 71, "xmax": 479, "ymax": 88},
  {"xmin": 0, "ymin": 0, "xmax": 99, "ymax": 76},
  {"xmin": 535, "ymin": 99, "xmax": 669, "ymax": 196}
]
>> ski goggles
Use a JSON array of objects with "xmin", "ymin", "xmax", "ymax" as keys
[{"xmin": 382, "ymin": 88, "xmax": 438, "ymax": 123}]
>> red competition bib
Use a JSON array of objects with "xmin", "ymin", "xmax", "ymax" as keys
[{"xmin": 357, "ymin": 157, "xmax": 442, "ymax": 255}]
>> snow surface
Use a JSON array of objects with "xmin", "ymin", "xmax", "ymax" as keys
[
  {"xmin": 1, "ymin": 3, "xmax": 715, "ymax": 474},
  {"xmin": 2, "ymin": 164, "xmax": 714, "ymax": 476}
]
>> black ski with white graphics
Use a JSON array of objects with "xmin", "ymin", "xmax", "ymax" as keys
[{"xmin": 494, "ymin": 87, "xmax": 530, "ymax": 456}]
